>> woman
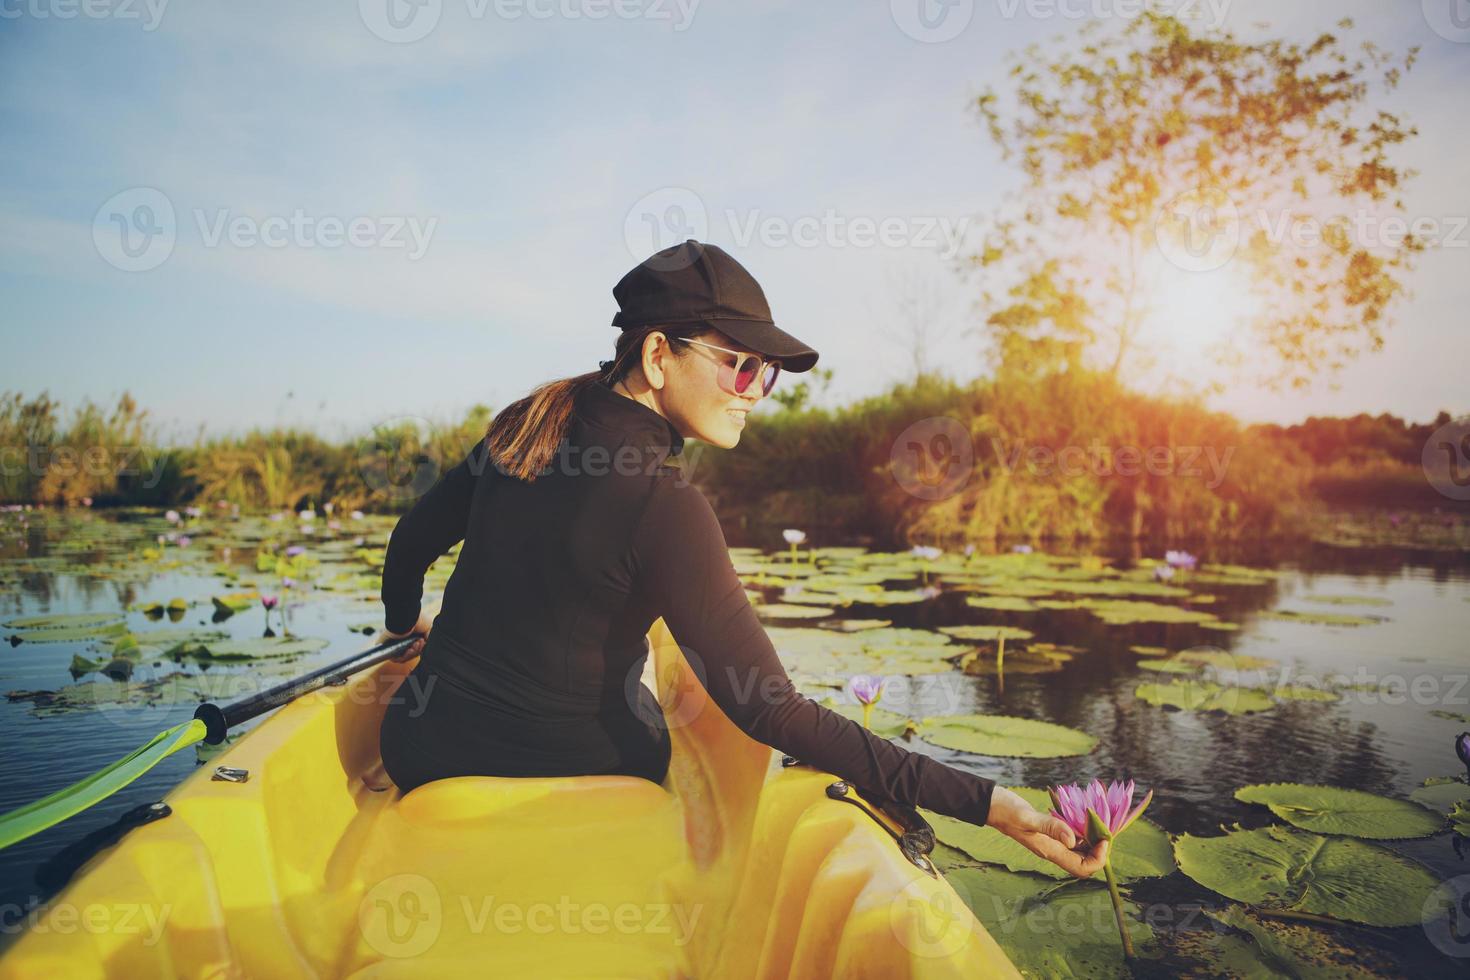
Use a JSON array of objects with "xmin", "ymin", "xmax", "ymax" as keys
[{"xmin": 377, "ymin": 239, "xmax": 1107, "ymax": 879}]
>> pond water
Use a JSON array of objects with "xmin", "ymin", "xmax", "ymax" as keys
[{"xmin": 0, "ymin": 508, "xmax": 1466, "ymax": 976}]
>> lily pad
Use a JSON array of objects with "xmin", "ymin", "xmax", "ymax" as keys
[
  {"xmin": 1134, "ymin": 658, "xmax": 1199, "ymax": 674},
  {"xmin": 921, "ymin": 713, "xmax": 1097, "ymax": 758},
  {"xmin": 1234, "ymin": 784, "xmax": 1443, "ymax": 839},
  {"xmin": 1409, "ymin": 777, "xmax": 1470, "ymax": 814},
  {"xmin": 923, "ymin": 787, "xmax": 1175, "ymax": 882},
  {"xmin": 817, "ymin": 699, "xmax": 917, "ymax": 738},
  {"xmin": 946, "ymin": 865, "xmax": 1155, "ymax": 979},
  {"xmin": 937, "ymin": 625, "xmax": 1035, "ymax": 642},
  {"xmin": 1173, "ymin": 824, "xmax": 1442, "ymax": 926},
  {"xmin": 1188, "ymin": 905, "xmax": 1391, "ymax": 979},
  {"xmin": 752, "ymin": 603, "xmax": 834, "ymax": 619},
  {"xmin": 1257, "ymin": 609, "xmax": 1386, "ymax": 627},
  {"xmin": 1134, "ymin": 681, "xmax": 1275, "ymax": 715},
  {"xmin": 189, "ymin": 636, "xmax": 330, "ymax": 660}
]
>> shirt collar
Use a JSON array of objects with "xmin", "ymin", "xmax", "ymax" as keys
[{"xmin": 576, "ymin": 378, "xmax": 685, "ymax": 459}]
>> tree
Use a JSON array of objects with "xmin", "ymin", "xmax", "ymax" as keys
[{"xmin": 967, "ymin": 12, "xmax": 1421, "ymax": 391}]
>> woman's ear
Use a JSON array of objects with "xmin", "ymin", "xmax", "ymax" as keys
[{"xmin": 643, "ymin": 331, "xmax": 669, "ymax": 391}]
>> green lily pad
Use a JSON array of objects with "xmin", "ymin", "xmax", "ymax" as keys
[
  {"xmin": 921, "ymin": 713, "xmax": 1097, "ymax": 758},
  {"xmin": 1071, "ymin": 599, "xmax": 1221, "ymax": 626},
  {"xmin": 1452, "ymin": 800, "xmax": 1470, "ymax": 836},
  {"xmin": 923, "ymin": 787, "xmax": 1174, "ymax": 882},
  {"xmin": 190, "ymin": 636, "xmax": 330, "ymax": 660},
  {"xmin": 817, "ymin": 699, "xmax": 917, "ymax": 738},
  {"xmin": 1269, "ymin": 685, "xmax": 1340, "ymax": 703},
  {"xmin": 964, "ymin": 595, "xmax": 1040, "ymax": 612},
  {"xmin": 946, "ymin": 866, "xmax": 1155, "ymax": 978},
  {"xmin": 752, "ymin": 603, "xmax": 834, "ymax": 619},
  {"xmin": 1173, "ymin": 824, "xmax": 1442, "ymax": 926},
  {"xmin": 210, "ymin": 592, "xmax": 261, "ymax": 616},
  {"xmin": 937, "ymin": 625, "xmax": 1035, "ymax": 641},
  {"xmin": 1257, "ymin": 609, "xmax": 1387, "ymax": 627},
  {"xmin": 2, "ymin": 612, "xmax": 125, "ymax": 631},
  {"xmin": 1234, "ymin": 784, "xmax": 1443, "ymax": 839},
  {"xmin": 1134, "ymin": 681, "xmax": 1275, "ymax": 715},
  {"xmin": 1409, "ymin": 777, "xmax": 1470, "ymax": 814},
  {"xmin": 1300, "ymin": 594, "xmax": 1393, "ymax": 607},
  {"xmin": 1187, "ymin": 905, "xmax": 1391, "ymax": 979},
  {"xmin": 1134, "ymin": 658, "xmax": 1199, "ymax": 674}
]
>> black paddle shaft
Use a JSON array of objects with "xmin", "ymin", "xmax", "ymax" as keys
[{"xmin": 192, "ymin": 634, "xmax": 421, "ymax": 744}]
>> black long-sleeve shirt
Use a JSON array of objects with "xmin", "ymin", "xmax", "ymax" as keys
[{"xmin": 378, "ymin": 377, "xmax": 996, "ymax": 827}]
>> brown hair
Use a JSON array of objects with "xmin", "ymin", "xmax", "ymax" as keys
[{"xmin": 483, "ymin": 322, "xmax": 710, "ymax": 482}]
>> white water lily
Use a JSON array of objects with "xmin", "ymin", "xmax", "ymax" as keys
[
  {"xmin": 298, "ymin": 509, "xmax": 316, "ymax": 522},
  {"xmin": 782, "ymin": 529, "xmax": 806, "ymax": 545}
]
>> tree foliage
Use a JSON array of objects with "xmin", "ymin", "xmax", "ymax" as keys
[{"xmin": 969, "ymin": 12, "xmax": 1421, "ymax": 390}]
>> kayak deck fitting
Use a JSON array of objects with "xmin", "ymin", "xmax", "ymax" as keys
[{"xmin": 0, "ymin": 618, "xmax": 1019, "ymax": 978}]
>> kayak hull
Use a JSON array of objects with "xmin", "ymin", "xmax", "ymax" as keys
[{"xmin": 0, "ymin": 618, "xmax": 1019, "ymax": 978}]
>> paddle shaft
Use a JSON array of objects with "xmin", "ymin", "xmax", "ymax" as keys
[{"xmin": 192, "ymin": 633, "xmax": 422, "ymax": 743}]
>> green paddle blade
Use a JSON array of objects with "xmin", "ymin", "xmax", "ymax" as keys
[{"xmin": 0, "ymin": 717, "xmax": 208, "ymax": 852}]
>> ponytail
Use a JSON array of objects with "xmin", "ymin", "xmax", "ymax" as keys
[{"xmin": 484, "ymin": 322, "xmax": 705, "ymax": 482}]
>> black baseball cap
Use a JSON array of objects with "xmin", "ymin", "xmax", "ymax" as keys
[{"xmin": 611, "ymin": 239, "xmax": 819, "ymax": 373}]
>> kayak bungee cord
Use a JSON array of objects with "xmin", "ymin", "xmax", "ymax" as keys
[{"xmin": 0, "ymin": 633, "xmax": 422, "ymax": 852}]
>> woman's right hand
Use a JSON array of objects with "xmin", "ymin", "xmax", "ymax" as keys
[
  {"xmin": 984, "ymin": 786, "xmax": 1110, "ymax": 878},
  {"xmin": 376, "ymin": 609, "xmax": 435, "ymax": 661}
]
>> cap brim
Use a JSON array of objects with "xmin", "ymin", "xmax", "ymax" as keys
[{"xmin": 701, "ymin": 317, "xmax": 819, "ymax": 373}]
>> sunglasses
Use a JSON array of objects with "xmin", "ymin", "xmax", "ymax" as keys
[{"xmin": 682, "ymin": 338, "xmax": 782, "ymax": 396}]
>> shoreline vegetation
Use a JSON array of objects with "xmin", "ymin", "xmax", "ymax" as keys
[{"xmin": 1, "ymin": 374, "xmax": 1465, "ymax": 551}]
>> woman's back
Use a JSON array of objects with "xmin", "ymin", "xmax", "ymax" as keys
[{"xmin": 378, "ymin": 377, "xmax": 999, "ymax": 830}]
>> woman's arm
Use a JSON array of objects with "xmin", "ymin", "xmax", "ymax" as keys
[
  {"xmin": 631, "ymin": 480, "xmax": 1109, "ymax": 877},
  {"xmin": 631, "ymin": 479, "xmax": 996, "ymax": 823},
  {"xmin": 379, "ymin": 437, "xmax": 490, "ymax": 635}
]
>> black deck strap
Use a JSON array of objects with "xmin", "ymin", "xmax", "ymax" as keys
[
  {"xmin": 34, "ymin": 801, "xmax": 172, "ymax": 894},
  {"xmin": 804, "ymin": 770, "xmax": 939, "ymax": 878}
]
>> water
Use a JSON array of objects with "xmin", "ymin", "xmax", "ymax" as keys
[{"xmin": 1, "ymin": 509, "xmax": 1467, "ymax": 974}]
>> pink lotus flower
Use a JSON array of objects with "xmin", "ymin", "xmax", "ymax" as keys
[
  {"xmin": 1164, "ymin": 549, "xmax": 1196, "ymax": 570},
  {"xmin": 849, "ymin": 674, "xmax": 886, "ymax": 731},
  {"xmin": 850, "ymin": 675, "xmax": 885, "ymax": 706},
  {"xmin": 260, "ymin": 595, "xmax": 279, "ymax": 610},
  {"xmin": 1049, "ymin": 778, "xmax": 1153, "ymax": 845},
  {"xmin": 1048, "ymin": 777, "xmax": 1152, "ymax": 959}
]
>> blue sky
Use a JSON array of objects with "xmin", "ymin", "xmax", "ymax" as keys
[{"xmin": 2, "ymin": 0, "xmax": 1466, "ymax": 445}]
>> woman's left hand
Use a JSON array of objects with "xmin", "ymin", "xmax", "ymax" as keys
[{"xmin": 377, "ymin": 609, "xmax": 435, "ymax": 661}]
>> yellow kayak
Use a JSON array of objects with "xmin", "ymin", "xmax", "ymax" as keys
[{"xmin": 0, "ymin": 618, "xmax": 1019, "ymax": 978}]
